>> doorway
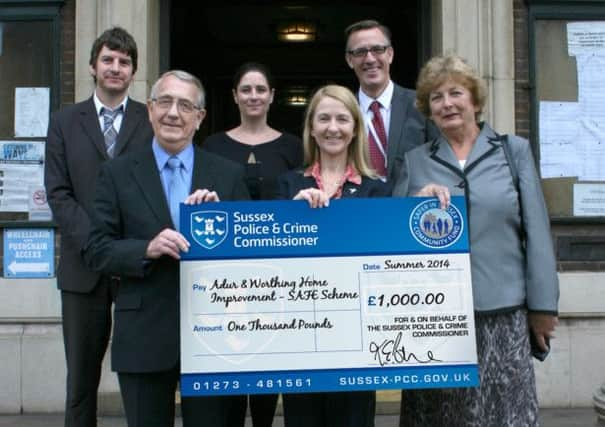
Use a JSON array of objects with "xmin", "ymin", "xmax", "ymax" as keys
[{"xmin": 167, "ymin": 1, "xmax": 428, "ymax": 141}]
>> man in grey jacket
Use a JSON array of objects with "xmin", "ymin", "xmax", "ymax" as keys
[{"xmin": 345, "ymin": 19, "xmax": 435, "ymax": 183}]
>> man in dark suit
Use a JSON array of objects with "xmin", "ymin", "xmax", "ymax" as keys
[
  {"xmin": 345, "ymin": 20, "xmax": 436, "ymax": 183},
  {"xmin": 45, "ymin": 27, "xmax": 153, "ymax": 427},
  {"xmin": 83, "ymin": 70, "xmax": 249, "ymax": 427}
]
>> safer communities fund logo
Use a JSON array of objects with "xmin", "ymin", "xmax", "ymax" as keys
[{"xmin": 409, "ymin": 199, "xmax": 463, "ymax": 248}]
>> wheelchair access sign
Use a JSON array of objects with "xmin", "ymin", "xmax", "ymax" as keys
[{"xmin": 3, "ymin": 228, "xmax": 54, "ymax": 278}]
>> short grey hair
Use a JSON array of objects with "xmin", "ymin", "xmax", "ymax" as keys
[{"xmin": 150, "ymin": 70, "xmax": 206, "ymax": 108}]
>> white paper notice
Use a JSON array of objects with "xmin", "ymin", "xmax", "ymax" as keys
[
  {"xmin": 539, "ymin": 101, "xmax": 580, "ymax": 178},
  {"xmin": 540, "ymin": 22, "xmax": 605, "ymax": 183},
  {"xmin": 14, "ymin": 88, "xmax": 50, "ymax": 138},
  {"xmin": 0, "ymin": 141, "xmax": 45, "ymax": 212},
  {"xmin": 577, "ymin": 54, "xmax": 605, "ymax": 120},
  {"xmin": 567, "ymin": 22, "xmax": 605, "ymax": 56},
  {"xmin": 573, "ymin": 183, "xmax": 605, "ymax": 216},
  {"xmin": 576, "ymin": 54, "xmax": 605, "ymax": 180}
]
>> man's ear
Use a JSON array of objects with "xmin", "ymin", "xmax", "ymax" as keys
[{"xmin": 345, "ymin": 54, "xmax": 354, "ymax": 69}]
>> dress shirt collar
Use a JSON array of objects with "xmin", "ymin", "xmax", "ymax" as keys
[
  {"xmin": 358, "ymin": 80, "xmax": 394, "ymax": 113},
  {"xmin": 152, "ymin": 139, "xmax": 194, "ymax": 174},
  {"xmin": 303, "ymin": 162, "xmax": 362, "ymax": 199},
  {"xmin": 93, "ymin": 91, "xmax": 129, "ymax": 116}
]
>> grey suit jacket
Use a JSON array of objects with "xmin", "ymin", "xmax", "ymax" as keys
[
  {"xmin": 83, "ymin": 144, "xmax": 249, "ymax": 372},
  {"xmin": 45, "ymin": 97, "xmax": 153, "ymax": 293},
  {"xmin": 384, "ymin": 83, "xmax": 438, "ymax": 183},
  {"xmin": 393, "ymin": 123, "xmax": 559, "ymax": 313}
]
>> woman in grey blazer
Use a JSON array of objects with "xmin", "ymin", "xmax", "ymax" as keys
[{"xmin": 393, "ymin": 55, "xmax": 559, "ymax": 426}]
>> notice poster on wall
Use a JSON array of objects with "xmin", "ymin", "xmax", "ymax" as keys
[
  {"xmin": 567, "ymin": 21, "xmax": 605, "ymax": 56},
  {"xmin": 573, "ymin": 183, "xmax": 605, "ymax": 216},
  {"xmin": 0, "ymin": 141, "xmax": 44, "ymax": 212},
  {"xmin": 14, "ymin": 88, "xmax": 50, "ymax": 138},
  {"xmin": 539, "ymin": 22, "xmax": 605, "ymax": 180}
]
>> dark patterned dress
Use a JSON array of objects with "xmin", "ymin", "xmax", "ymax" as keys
[{"xmin": 400, "ymin": 309, "xmax": 539, "ymax": 427}]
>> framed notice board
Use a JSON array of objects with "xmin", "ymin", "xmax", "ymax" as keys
[
  {"xmin": 528, "ymin": 0, "xmax": 605, "ymax": 220},
  {"xmin": 0, "ymin": 1, "xmax": 61, "ymax": 223}
]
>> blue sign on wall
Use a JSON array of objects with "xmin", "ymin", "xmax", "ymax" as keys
[{"xmin": 3, "ymin": 228, "xmax": 54, "ymax": 278}]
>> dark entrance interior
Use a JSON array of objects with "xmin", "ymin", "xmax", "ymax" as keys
[{"xmin": 166, "ymin": 1, "xmax": 428, "ymax": 141}]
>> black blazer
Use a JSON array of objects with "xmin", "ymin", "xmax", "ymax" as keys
[
  {"xmin": 84, "ymin": 144, "xmax": 249, "ymax": 372},
  {"xmin": 276, "ymin": 169, "xmax": 391, "ymax": 200},
  {"xmin": 45, "ymin": 97, "xmax": 153, "ymax": 293}
]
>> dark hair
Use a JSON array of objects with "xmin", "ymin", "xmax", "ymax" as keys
[
  {"xmin": 344, "ymin": 20, "xmax": 392, "ymax": 49},
  {"xmin": 89, "ymin": 27, "xmax": 138, "ymax": 74},
  {"xmin": 232, "ymin": 62, "xmax": 274, "ymax": 90}
]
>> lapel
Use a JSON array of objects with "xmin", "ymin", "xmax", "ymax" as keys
[
  {"xmin": 429, "ymin": 123, "xmax": 502, "ymax": 178},
  {"xmin": 191, "ymin": 146, "xmax": 218, "ymax": 192},
  {"xmin": 77, "ymin": 97, "xmax": 108, "ymax": 159},
  {"xmin": 114, "ymin": 99, "xmax": 147, "ymax": 157},
  {"xmin": 464, "ymin": 123, "xmax": 501, "ymax": 168},
  {"xmin": 428, "ymin": 135, "xmax": 462, "ymax": 180},
  {"xmin": 130, "ymin": 145, "xmax": 221, "ymax": 229},
  {"xmin": 131, "ymin": 145, "xmax": 172, "ymax": 227},
  {"xmin": 341, "ymin": 180, "xmax": 362, "ymax": 198},
  {"xmin": 387, "ymin": 84, "xmax": 408, "ymax": 162}
]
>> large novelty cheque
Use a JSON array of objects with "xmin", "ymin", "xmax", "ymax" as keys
[{"xmin": 180, "ymin": 196, "xmax": 478, "ymax": 396}]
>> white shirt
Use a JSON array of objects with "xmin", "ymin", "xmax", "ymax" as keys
[
  {"xmin": 93, "ymin": 91, "xmax": 129, "ymax": 133},
  {"xmin": 358, "ymin": 80, "xmax": 394, "ymax": 140}
]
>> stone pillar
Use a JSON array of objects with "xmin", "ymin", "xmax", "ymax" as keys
[
  {"xmin": 75, "ymin": 0, "xmax": 160, "ymax": 103},
  {"xmin": 431, "ymin": 0, "xmax": 515, "ymax": 135},
  {"xmin": 595, "ymin": 385, "xmax": 605, "ymax": 421}
]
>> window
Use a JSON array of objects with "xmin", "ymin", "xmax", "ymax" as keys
[
  {"xmin": 529, "ymin": 0, "xmax": 605, "ymax": 220},
  {"xmin": 0, "ymin": 1, "xmax": 61, "ymax": 222}
]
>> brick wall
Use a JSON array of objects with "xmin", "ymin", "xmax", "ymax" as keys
[
  {"xmin": 513, "ymin": 0, "xmax": 530, "ymax": 140},
  {"xmin": 59, "ymin": 0, "xmax": 75, "ymax": 107}
]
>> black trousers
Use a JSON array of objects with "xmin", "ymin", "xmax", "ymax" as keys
[
  {"xmin": 225, "ymin": 394, "xmax": 278, "ymax": 427},
  {"xmin": 61, "ymin": 277, "xmax": 118, "ymax": 427},
  {"xmin": 118, "ymin": 366, "xmax": 234, "ymax": 427},
  {"xmin": 283, "ymin": 391, "xmax": 376, "ymax": 427}
]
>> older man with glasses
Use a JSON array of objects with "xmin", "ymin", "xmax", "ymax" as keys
[
  {"xmin": 84, "ymin": 70, "xmax": 249, "ymax": 427},
  {"xmin": 345, "ymin": 20, "xmax": 436, "ymax": 183}
]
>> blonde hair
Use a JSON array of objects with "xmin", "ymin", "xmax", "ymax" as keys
[
  {"xmin": 303, "ymin": 85, "xmax": 377, "ymax": 178},
  {"xmin": 416, "ymin": 55, "xmax": 486, "ymax": 121}
]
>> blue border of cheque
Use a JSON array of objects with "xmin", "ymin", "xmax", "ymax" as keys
[{"xmin": 181, "ymin": 365, "xmax": 479, "ymax": 396}]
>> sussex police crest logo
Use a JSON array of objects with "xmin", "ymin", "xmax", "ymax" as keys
[
  {"xmin": 409, "ymin": 200, "xmax": 463, "ymax": 248},
  {"xmin": 190, "ymin": 210, "xmax": 228, "ymax": 249}
]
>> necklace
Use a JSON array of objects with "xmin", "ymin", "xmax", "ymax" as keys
[{"xmin": 321, "ymin": 174, "xmax": 344, "ymax": 196}]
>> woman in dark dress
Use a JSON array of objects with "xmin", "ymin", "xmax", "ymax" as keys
[
  {"xmin": 203, "ymin": 62, "xmax": 302, "ymax": 201},
  {"xmin": 203, "ymin": 63, "xmax": 301, "ymax": 427},
  {"xmin": 277, "ymin": 84, "xmax": 390, "ymax": 427}
]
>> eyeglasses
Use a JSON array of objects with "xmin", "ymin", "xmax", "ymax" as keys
[
  {"xmin": 151, "ymin": 96, "xmax": 201, "ymax": 114},
  {"xmin": 346, "ymin": 45, "xmax": 391, "ymax": 58}
]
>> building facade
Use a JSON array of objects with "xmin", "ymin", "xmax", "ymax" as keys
[{"xmin": 0, "ymin": 0, "xmax": 604, "ymax": 417}]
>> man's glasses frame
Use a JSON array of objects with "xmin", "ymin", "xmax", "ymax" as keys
[
  {"xmin": 346, "ymin": 45, "xmax": 391, "ymax": 58},
  {"xmin": 151, "ymin": 96, "xmax": 201, "ymax": 114}
]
